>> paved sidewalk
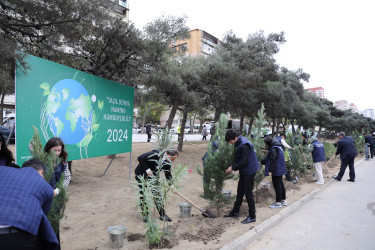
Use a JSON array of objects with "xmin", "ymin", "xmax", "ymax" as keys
[{"xmin": 222, "ymin": 158, "xmax": 375, "ymax": 250}]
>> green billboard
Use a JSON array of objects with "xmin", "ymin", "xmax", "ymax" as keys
[{"xmin": 15, "ymin": 53, "xmax": 134, "ymax": 165}]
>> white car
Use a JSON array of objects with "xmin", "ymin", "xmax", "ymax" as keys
[{"xmin": 132, "ymin": 127, "xmax": 141, "ymax": 134}]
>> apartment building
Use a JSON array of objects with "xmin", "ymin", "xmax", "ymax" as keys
[
  {"xmin": 334, "ymin": 100, "xmax": 359, "ymax": 113},
  {"xmin": 361, "ymin": 109, "xmax": 374, "ymax": 119},
  {"xmin": 306, "ymin": 87, "xmax": 325, "ymax": 98},
  {"xmin": 172, "ymin": 29, "xmax": 221, "ymax": 57}
]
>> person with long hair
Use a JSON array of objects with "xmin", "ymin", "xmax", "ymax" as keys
[
  {"xmin": 0, "ymin": 132, "xmax": 15, "ymax": 166},
  {"xmin": 44, "ymin": 137, "xmax": 71, "ymax": 195}
]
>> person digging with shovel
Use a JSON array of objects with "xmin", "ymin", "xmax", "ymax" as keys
[
  {"xmin": 134, "ymin": 149, "xmax": 178, "ymax": 222},
  {"xmin": 224, "ymin": 129, "xmax": 260, "ymax": 224}
]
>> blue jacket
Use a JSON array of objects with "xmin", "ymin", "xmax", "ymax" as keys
[
  {"xmin": 336, "ymin": 136, "xmax": 357, "ymax": 160},
  {"xmin": 232, "ymin": 136, "xmax": 260, "ymax": 175},
  {"xmin": 311, "ymin": 140, "xmax": 325, "ymax": 162},
  {"xmin": 49, "ymin": 162, "xmax": 67, "ymax": 189},
  {"xmin": 0, "ymin": 166, "xmax": 58, "ymax": 245},
  {"xmin": 264, "ymin": 140, "xmax": 287, "ymax": 176}
]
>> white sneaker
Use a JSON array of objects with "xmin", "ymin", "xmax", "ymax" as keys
[
  {"xmin": 269, "ymin": 202, "xmax": 282, "ymax": 208},
  {"xmin": 315, "ymin": 182, "xmax": 324, "ymax": 185},
  {"xmin": 281, "ymin": 200, "xmax": 287, "ymax": 206}
]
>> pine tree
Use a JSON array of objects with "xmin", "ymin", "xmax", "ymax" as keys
[
  {"xmin": 198, "ymin": 114, "xmax": 234, "ymax": 212},
  {"xmin": 29, "ymin": 126, "xmax": 68, "ymax": 233},
  {"xmin": 286, "ymin": 131, "xmax": 312, "ymax": 178},
  {"xmin": 246, "ymin": 104, "xmax": 266, "ymax": 202}
]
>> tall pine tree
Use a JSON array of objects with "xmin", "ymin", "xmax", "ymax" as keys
[{"xmin": 198, "ymin": 114, "xmax": 234, "ymax": 212}]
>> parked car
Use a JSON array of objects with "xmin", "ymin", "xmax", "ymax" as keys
[
  {"xmin": 4, "ymin": 119, "xmax": 15, "ymax": 129},
  {"xmin": 132, "ymin": 127, "xmax": 141, "ymax": 134},
  {"xmin": 0, "ymin": 125, "xmax": 15, "ymax": 144}
]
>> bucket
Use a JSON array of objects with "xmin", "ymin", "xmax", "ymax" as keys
[
  {"xmin": 221, "ymin": 190, "xmax": 231, "ymax": 202},
  {"xmin": 107, "ymin": 225, "xmax": 126, "ymax": 249},
  {"xmin": 178, "ymin": 203, "xmax": 193, "ymax": 218}
]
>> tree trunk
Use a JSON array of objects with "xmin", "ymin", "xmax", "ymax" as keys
[
  {"xmin": 271, "ymin": 117, "xmax": 276, "ymax": 136},
  {"xmin": 213, "ymin": 108, "xmax": 221, "ymax": 123},
  {"xmin": 177, "ymin": 108, "xmax": 188, "ymax": 152},
  {"xmin": 0, "ymin": 92, "xmax": 5, "ymax": 125},
  {"xmin": 239, "ymin": 114, "xmax": 244, "ymax": 134},
  {"xmin": 248, "ymin": 116, "xmax": 254, "ymax": 136},
  {"xmin": 166, "ymin": 100, "xmax": 179, "ymax": 130},
  {"xmin": 290, "ymin": 119, "xmax": 296, "ymax": 135}
]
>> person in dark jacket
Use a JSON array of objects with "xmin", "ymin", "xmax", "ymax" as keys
[
  {"xmin": 262, "ymin": 136, "xmax": 287, "ymax": 208},
  {"xmin": 224, "ymin": 129, "xmax": 260, "ymax": 224},
  {"xmin": 0, "ymin": 159, "xmax": 59, "ymax": 249},
  {"xmin": 363, "ymin": 132, "xmax": 375, "ymax": 159},
  {"xmin": 333, "ymin": 132, "xmax": 357, "ymax": 182},
  {"xmin": 145, "ymin": 121, "xmax": 152, "ymax": 142},
  {"xmin": 0, "ymin": 132, "xmax": 15, "ymax": 167},
  {"xmin": 308, "ymin": 136, "xmax": 326, "ymax": 184},
  {"xmin": 275, "ymin": 133, "xmax": 297, "ymax": 183},
  {"xmin": 44, "ymin": 137, "xmax": 71, "ymax": 195},
  {"xmin": 135, "ymin": 149, "xmax": 178, "ymax": 222}
]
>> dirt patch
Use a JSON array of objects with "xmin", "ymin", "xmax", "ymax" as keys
[
  {"xmin": 4, "ymin": 142, "xmax": 358, "ymax": 249},
  {"xmin": 126, "ymin": 232, "xmax": 145, "ymax": 242},
  {"xmin": 180, "ymin": 221, "xmax": 226, "ymax": 242}
]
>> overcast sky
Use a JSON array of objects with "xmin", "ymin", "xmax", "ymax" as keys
[{"xmin": 129, "ymin": 0, "xmax": 375, "ymax": 111}]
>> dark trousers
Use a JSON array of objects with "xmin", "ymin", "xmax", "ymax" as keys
[
  {"xmin": 0, "ymin": 230, "xmax": 42, "ymax": 250},
  {"xmin": 147, "ymin": 133, "xmax": 151, "ymax": 142},
  {"xmin": 272, "ymin": 175, "xmax": 286, "ymax": 202},
  {"xmin": 232, "ymin": 173, "xmax": 256, "ymax": 219},
  {"xmin": 202, "ymin": 136, "xmax": 207, "ymax": 141},
  {"xmin": 135, "ymin": 175, "xmax": 165, "ymax": 217},
  {"xmin": 370, "ymin": 145, "xmax": 375, "ymax": 158},
  {"xmin": 337, "ymin": 157, "xmax": 355, "ymax": 181}
]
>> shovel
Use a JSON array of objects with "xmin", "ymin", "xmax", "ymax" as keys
[
  {"xmin": 323, "ymin": 154, "xmax": 336, "ymax": 167},
  {"xmin": 175, "ymin": 190, "xmax": 216, "ymax": 218}
]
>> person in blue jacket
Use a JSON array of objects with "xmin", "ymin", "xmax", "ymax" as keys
[
  {"xmin": 262, "ymin": 136, "xmax": 287, "ymax": 208},
  {"xmin": 308, "ymin": 136, "xmax": 326, "ymax": 184},
  {"xmin": 333, "ymin": 132, "xmax": 357, "ymax": 182},
  {"xmin": 224, "ymin": 129, "xmax": 260, "ymax": 224},
  {"xmin": 363, "ymin": 132, "xmax": 375, "ymax": 159},
  {"xmin": 0, "ymin": 159, "xmax": 59, "ymax": 249},
  {"xmin": 44, "ymin": 137, "xmax": 71, "ymax": 195}
]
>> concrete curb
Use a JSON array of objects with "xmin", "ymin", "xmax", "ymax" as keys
[{"xmin": 220, "ymin": 158, "xmax": 365, "ymax": 250}]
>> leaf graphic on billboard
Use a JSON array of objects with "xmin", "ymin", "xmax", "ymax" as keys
[
  {"xmin": 92, "ymin": 124, "xmax": 100, "ymax": 132},
  {"xmin": 40, "ymin": 82, "xmax": 50, "ymax": 96}
]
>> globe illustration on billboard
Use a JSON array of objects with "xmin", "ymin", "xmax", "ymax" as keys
[{"xmin": 45, "ymin": 79, "xmax": 93, "ymax": 145}]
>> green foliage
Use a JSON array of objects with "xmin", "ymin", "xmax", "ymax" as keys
[
  {"xmin": 285, "ymin": 132, "xmax": 311, "ymax": 177},
  {"xmin": 324, "ymin": 142, "xmax": 336, "ymax": 160},
  {"xmin": 133, "ymin": 128, "xmax": 188, "ymax": 246},
  {"xmin": 246, "ymin": 104, "xmax": 266, "ymax": 200},
  {"xmin": 198, "ymin": 114, "xmax": 234, "ymax": 211},
  {"xmin": 352, "ymin": 129, "xmax": 365, "ymax": 154},
  {"xmin": 29, "ymin": 127, "xmax": 67, "ymax": 233}
]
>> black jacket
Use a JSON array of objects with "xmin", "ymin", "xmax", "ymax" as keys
[
  {"xmin": 365, "ymin": 134, "xmax": 375, "ymax": 146},
  {"xmin": 134, "ymin": 149, "xmax": 172, "ymax": 180}
]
